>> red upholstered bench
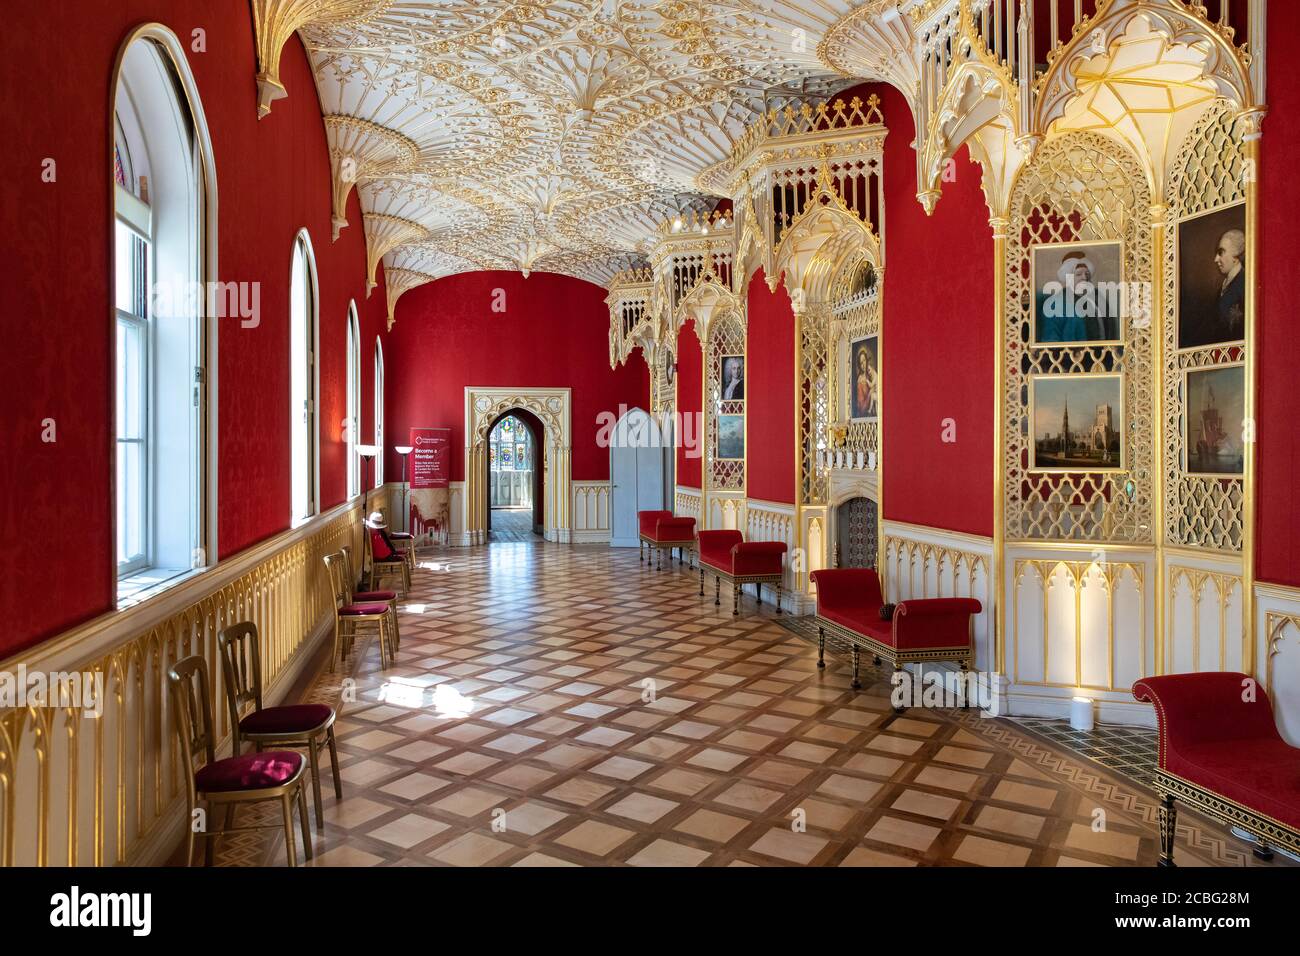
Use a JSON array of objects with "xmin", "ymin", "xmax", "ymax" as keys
[
  {"xmin": 1132, "ymin": 672, "xmax": 1300, "ymax": 866},
  {"xmin": 697, "ymin": 530, "xmax": 787, "ymax": 615},
  {"xmin": 637, "ymin": 510, "xmax": 697, "ymax": 571},
  {"xmin": 810, "ymin": 568, "xmax": 981, "ymax": 693}
]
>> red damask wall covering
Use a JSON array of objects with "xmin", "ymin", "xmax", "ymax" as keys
[
  {"xmin": 0, "ymin": 5, "xmax": 386, "ymax": 655},
  {"xmin": 745, "ymin": 270, "xmax": 795, "ymax": 504},
  {"xmin": 383, "ymin": 271, "xmax": 648, "ymax": 484},
  {"xmin": 675, "ymin": 319, "xmax": 703, "ymax": 490},
  {"xmin": 1257, "ymin": 0, "xmax": 1300, "ymax": 588},
  {"xmin": 866, "ymin": 82, "xmax": 996, "ymax": 538}
]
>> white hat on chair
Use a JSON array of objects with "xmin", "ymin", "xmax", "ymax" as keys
[{"xmin": 366, "ymin": 511, "xmax": 387, "ymax": 529}]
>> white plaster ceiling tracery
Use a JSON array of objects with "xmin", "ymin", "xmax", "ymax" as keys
[
  {"xmin": 297, "ymin": 0, "xmax": 879, "ymax": 306},
  {"xmin": 269, "ymin": 0, "xmax": 1262, "ymax": 319}
]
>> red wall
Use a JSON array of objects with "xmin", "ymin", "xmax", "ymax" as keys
[
  {"xmin": 675, "ymin": 320, "xmax": 703, "ymax": 489},
  {"xmin": 1257, "ymin": 0, "xmax": 1300, "ymax": 588},
  {"xmin": 746, "ymin": 270, "xmax": 795, "ymax": 503},
  {"xmin": 872, "ymin": 83, "xmax": 996, "ymax": 537},
  {"xmin": 383, "ymin": 271, "xmax": 647, "ymax": 483},
  {"xmin": 0, "ymin": 5, "xmax": 385, "ymax": 656}
]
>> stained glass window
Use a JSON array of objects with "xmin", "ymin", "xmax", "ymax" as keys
[{"xmin": 490, "ymin": 415, "xmax": 533, "ymax": 474}]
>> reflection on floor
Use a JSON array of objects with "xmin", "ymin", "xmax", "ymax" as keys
[
  {"xmin": 490, "ymin": 508, "xmax": 537, "ymax": 542},
  {"xmin": 211, "ymin": 539, "xmax": 1287, "ymax": 868}
]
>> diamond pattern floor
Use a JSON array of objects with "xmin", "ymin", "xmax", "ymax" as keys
[{"xmin": 210, "ymin": 538, "xmax": 1287, "ymax": 868}]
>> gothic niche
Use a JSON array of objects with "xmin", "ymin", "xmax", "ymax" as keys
[{"xmin": 834, "ymin": 496, "xmax": 878, "ymax": 569}]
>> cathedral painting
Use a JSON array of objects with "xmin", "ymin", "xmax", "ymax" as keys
[
  {"xmin": 1185, "ymin": 365, "xmax": 1245, "ymax": 476},
  {"xmin": 1030, "ymin": 374, "xmax": 1124, "ymax": 472}
]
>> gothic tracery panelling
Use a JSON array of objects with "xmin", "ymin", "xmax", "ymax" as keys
[
  {"xmin": 1005, "ymin": 132, "xmax": 1154, "ymax": 544},
  {"xmin": 705, "ymin": 308, "xmax": 746, "ymax": 494},
  {"xmin": 1163, "ymin": 99, "xmax": 1248, "ymax": 552}
]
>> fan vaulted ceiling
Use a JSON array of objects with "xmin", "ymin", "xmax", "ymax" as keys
[{"xmin": 300, "ymin": 0, "xmax": 902, "ymax": 288}]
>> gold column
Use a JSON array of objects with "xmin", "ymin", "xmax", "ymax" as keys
[
  {"xmin": 701, "ymin": 319, "xmax": 711, "ymax": 530},
  {"xmin": 792, "ymin": 303, "xmax": 807, "ymax": 593},
  {"xmin": 990, "ymin": 216, "xmax": 1009, "ymax": 675},
  {"xmin": 1242, "ymin": 126, "xmax": 1261, "ymax": 676},
  {"xmin": 1151, "ymin": 202, "xmax": 1167, "ymax": 675}
]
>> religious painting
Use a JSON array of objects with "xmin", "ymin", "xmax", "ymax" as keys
[
  {"xmin": 849, "ymin": 335, "xmax": 879, "ymax": 421},
  {"xmin": 1178, "ymin": 203, "xmax": 1247, "ymax": 350},
  {"xmin": 720, "ymin": 355, "xmax": 745, "ymax": 401},
  {"xmin": 665, "ymin": 347, "xmax": 675, "ymax": 384},
  {"xmin": 716, "ymin": 414, "xmax": 744, "ymax": 460},
  {"xmin": 1030, "ymin": 374, "xmax": 1124, "ymax": 472},
  {"xmin": 1030, "ymin": 240, "xmax": 1125, "ymax": 345},
  {"xmin": 1184, "ymin": 365, "xmax": 1245, "ymax": 476}
]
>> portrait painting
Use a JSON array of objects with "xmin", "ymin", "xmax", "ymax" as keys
[
  {"xmin": 849, "ymin": 335, "xmax": 879, "ymax": 421},
  {"xmin": 720, "ymin": 355, "xmax": 745, "ymax": 401},
  {"xmin": 1178, "ymin": 204, "xmax": 1247, "ymax": 350},
  {"xmin": 1184, "ymin": 365, "xmax": 1245, "ymax": 476},
  {"xmin": 716, "ymin": 414, "xmax": 744, "ymax": 460},
  {"xmin": 1030, "ymin": 240, "xmax": 1125, "ymax": 345},
  {"xmin": 1030, "ymin": 374, "xmax": 1124, "ymax": 472},
  {"xmin": 664, "ymin": 348, "xmax": 675, "ymax": 384}
]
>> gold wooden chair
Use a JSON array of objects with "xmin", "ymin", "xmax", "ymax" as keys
[
  {"xmin": 341, "ymin": 544, "xmax": 400, "ymax": 652},
  {"xmin": 324, "ymin": 551, "xmax": 394, "ymax": 670},
  {"xmin": 382, "ymin": 507, "xmax": 418, "ymax": 577},
  {"xmin": 218, "ymin": 622, "xmax": 341, "ymax": 827},
  {"xmin": 365, "ymin": 521, "xmax": 411, "ymax": 594},
  {"xmin": 168, "ymin": 654, "xmax": 313, "ymax": 866}
]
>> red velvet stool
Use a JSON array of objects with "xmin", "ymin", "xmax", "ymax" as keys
[
  {"xmin": 1133, "ymin": 672, "xmax": 1300, "ymax": 866},
  {"xmin": 697, "ymin": 529, "xmax": 787, "ymax": 614},
  {"xmin": 810, "ymin": 568, "xmax": 980, "ymax": 696},
  {"xmin": 637, "ymin": 510, "xmax": 697, "ymax": 570}
]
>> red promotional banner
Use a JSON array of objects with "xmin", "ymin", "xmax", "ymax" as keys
[{"xmin": 410, "ymin": 427, "xmax": 451, "ymax": 489}]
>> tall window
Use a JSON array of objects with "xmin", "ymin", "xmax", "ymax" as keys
[
  {"xmin": 374, "ymin": 339, "xmax": 385, "ymax": 487},
  {"xmin": 346, "ymin": 303, "xmax": 361, "ymax": 498},
  {"xmin": 291, "ymin": 232, "xmax": 318, "ymax": 522},
  {"xmin": 113, "ymin": 31, "xmax": 212, "ymax": 598}
]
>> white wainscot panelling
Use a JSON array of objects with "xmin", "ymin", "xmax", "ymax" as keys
[
  {"xmin": 1257, "ymin": 584, "xmax": 1300, "ymax": 746},
  {"xmin": 882, "ymin": 523, "xmax": 993, "ymax": 675},
  {"xmin": 1166, "ymin": 555, "xmax": 1244, "ymax": 675},
  {"xmin": 1008, "ymin": 546, "xmax": 1156, "ymax": 726},
  {"xmin": 709, "ymin": 493, "xmax": 745, "ymax": 531},
  {"xmin": 571, "ymin": 481, "xmax": 610, "ymax": 542},
  {"xmin": 675, "ymin": 485, "xmax": 702, "ymax": 522},
  {"xmin": 743, "ymin": 499, "xmax": 798, "ymax": 607}
]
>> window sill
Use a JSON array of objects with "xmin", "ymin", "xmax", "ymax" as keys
[{"xmin": 117, "ymin": 566, "xmax": 204, "ymax": 610}]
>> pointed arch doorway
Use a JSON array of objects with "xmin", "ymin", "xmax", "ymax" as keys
[
  {"xmin": 460, "ymin": 387, "xmax": 573, "ymax": 544},
  {"xmin": 485, "ymin": 408, "xmax": 544, "ymax": 540}
]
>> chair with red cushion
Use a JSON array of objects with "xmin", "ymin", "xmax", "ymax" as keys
[
  {"xmin": 810, "ymin": 568, "xmax": 981, "ymax": 695},
  {"xmin": 1132, "ymin": 672, "xmax": 1300, "ymax": 866},
  {"xmin": 168, "ymin": 655, "xmax": 313, "ymax": 867},
  {"xmin": 342, "ymin": 544, "xmax": 399, "ymax": 652},
  {"xmin": 324, "ymin": 551, "xmax": 395, "ymax": 670},
  {"xmin": 637, "ymin": 510, "xmax": 697, "ymax": 570},
  {"xmin": 218, "ymin": 622, "xmax": 341, "ymax": 828},
  {"xmin": 366, "ymin": 524, "xmax": 411, "ymax": 594},
  {"xmin": 697, "ymin": 529, "xmax": 787, "ymax": 615},
  {"xmin": 378, "ymin": 507, "xmax": 417, "ymax": 577}
]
